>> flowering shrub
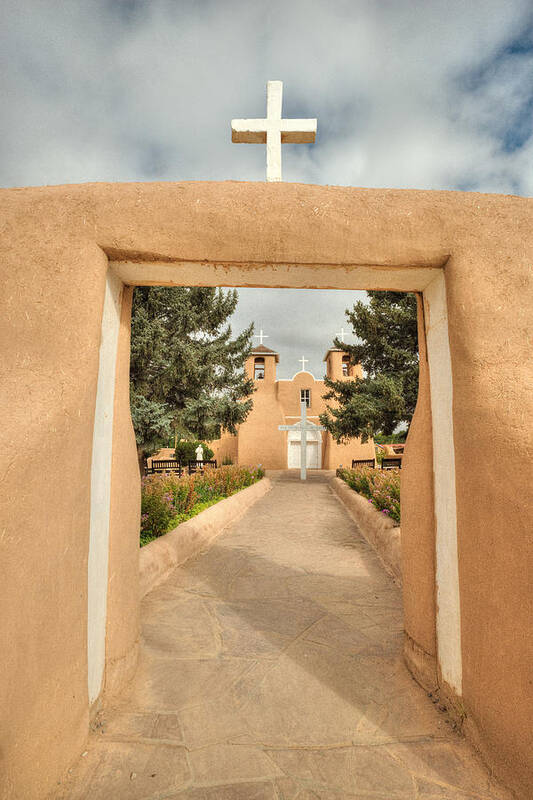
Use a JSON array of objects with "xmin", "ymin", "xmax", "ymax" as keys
[
  {"xmin": 140, "ymin": 465, "xmax": 265, "ymax": 545},
  {"xmin": 337, "ymin": 466, "xmax": 400, "ymax": 525}
]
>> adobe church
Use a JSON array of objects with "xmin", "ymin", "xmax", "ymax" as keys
[{"xmin": 209, "ymin": 340, "xmax": 375, "ymax": 470}]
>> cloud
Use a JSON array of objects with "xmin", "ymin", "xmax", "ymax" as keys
[
  {"xmin": 2, "ymin": 0, "xmax": 533, "ymax": 190},
  {"xmin": 229, "ymin": 287, "xmax": 368, "ymax": 380},
  {"xmin": 1, "ymin": 0, "xmax": 532, "ymax": 368}
]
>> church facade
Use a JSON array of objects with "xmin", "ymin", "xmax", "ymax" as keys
[{"xmin": 209, "ymin": 342, "xmax": 375, "ymax": 470}]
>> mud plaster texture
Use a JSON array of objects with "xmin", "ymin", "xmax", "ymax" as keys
[
  {"xmin": 51, "ymin": 473, "xmax": 513, "ymax": 800},
  {"xmin": 1, "ymin": 181, "xmax": 532, "ymax": 798}
]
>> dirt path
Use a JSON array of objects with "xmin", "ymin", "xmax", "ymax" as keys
[{"xmin": 55, "ymin": 472, "xmax": 509, "ymax": 799}]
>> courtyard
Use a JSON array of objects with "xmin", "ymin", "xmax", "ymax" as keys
[{"xmin": 53, "ymin": 472, "xmax": 509, "ymax": 799}]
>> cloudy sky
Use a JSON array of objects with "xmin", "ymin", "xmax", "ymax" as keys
[{"xmin": 2, "ymin": 0, "xmax": 533, "ymax": 376}]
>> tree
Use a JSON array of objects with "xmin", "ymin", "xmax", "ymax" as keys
[
  {"xmin": 319, "ymin": 291, "xmax": 418, "ymax": 442},
  {"xmin": 130, "ymin": 286, "xmax": 254, "ymax": 466}
]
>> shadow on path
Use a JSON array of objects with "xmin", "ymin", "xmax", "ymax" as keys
[{"xmin": 53, "ymin": 472, "xmax": 511, "ymax": 800}]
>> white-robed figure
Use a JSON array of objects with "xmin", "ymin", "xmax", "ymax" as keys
[
  {"xmin": 195, "ymin": 444, "xmax": 204, "ymax": 462},
  {"xmin": 279, "ymin": 401, "xmax": 325, "ymax": 480}
]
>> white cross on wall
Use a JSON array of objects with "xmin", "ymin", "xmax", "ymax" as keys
[
  {"xmin": 231, "ymin": 81, "xmax": 317, "ymax": 182},
  {"xmin": 254, "ymin": 329, "xmax": 269, "ymax": 345},
  {"xmin": 279, "ymin": 401, "xmax": 325, "ymax": 481},
  {"xmin": 299, "ymin": 355, "xmax": 309, "ymax": 372}
]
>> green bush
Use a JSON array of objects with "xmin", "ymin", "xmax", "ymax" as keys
[
  {"xmin": 337, "ymin": 466, "xmax": 400, "ymax": 524},
  {"xmin": 140, "ymin": 464, "xmax": 265, "ymax": 545},
  {"xmin": 374, "ymin": 431, "xmax": 407, "ymax": 444},
  {"xmin": 174, "ymin": 440, "xmax": 215, "ymax": 462}
]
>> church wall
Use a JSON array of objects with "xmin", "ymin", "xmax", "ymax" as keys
[
  {"xmin": 237, "ymin": 375, "xmax": 286, "ymax": 469},
  {"xmin": 246, "ymin": 352, "xmax": 277, "ymax": 382},
  {"xmin": 321, "ymin": 354, "xmax": 374, "ymax": 468},
  {"xmin": 326, "ymin": 349, "xmax": 345, "ymax": 378},
  {"xmin": 1, "ymin": 182, "xmax": 532, "ymax": 797},
  {"xmin": 323, "ymin": 435, "xmax": 376, "ymax": 470},
  {"xmin": 219, "ymin": 366, "xmax": 376, "ymax": 470},
  {"xmin": 325, "ymin": 350, "xmax": 362, "ymax": 380},
  {"xmin": 276, "ymin": 369, "xmax": 322, "ymax": 417}
]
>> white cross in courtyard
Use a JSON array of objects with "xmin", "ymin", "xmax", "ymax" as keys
[
  {"xmin": 279, "ymin": 401, "xmax": 325, "ymax": 481},
  {"xmin": 231, "ymin": 81, "xmax": 317, "ymax": 182},
  {"xmin": 299, "ymin": 355, "xmax": 309, "ymax": 372},
  {"xmin": 336, "ymin": 327, "xmax": 347, "ymax": 343},
  {"xmin": 254, "ymin": 328, "xmax": 269, "ymax": 345}
]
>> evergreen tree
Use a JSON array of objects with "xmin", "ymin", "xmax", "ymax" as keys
[
  {"xmin": 319, "ymin": 291, "xmax": 418, "ymax": 442},
  {"xmin": 130, "ymin": 286, "xmax": 254, "ymax": 463}
]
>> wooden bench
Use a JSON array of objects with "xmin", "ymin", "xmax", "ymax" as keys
[
  {"xmin": 145, "ymin": 459, "xmax": 218, "ymax": 476},
  {"xmin": 381, "ymin": 457, "xmax": 402, "ymax": 470},
  {"xmin": 145, "ymin": 459, "xmax": 183, "ymax": 476},
  {"xmin": 351, "ymin": 459, "xmax": 376, "ymax": 468},
  {"xmin": 186, "ymin": 459, "xmax": 217, "ymax": 474}
]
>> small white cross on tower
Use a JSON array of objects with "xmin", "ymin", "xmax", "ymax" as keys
[
  {"xmin": 254, "ymin": 329, "xmax": 269, "ymax": 346},
  {"xmin": 231, "ymin": 81, "xmax": 317, "ymax": 182},
  {"xmin": 336, "ymin": 327, "xmax": 347, "ymax": 343},
  {"xmin": 299, "ymin": 355, "xmax": 309, "ymax": 372}
]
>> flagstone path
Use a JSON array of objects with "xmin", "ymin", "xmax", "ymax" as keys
[{"xmin": 54, "ymin": 472, "xmax": 510, "ymax": 799}]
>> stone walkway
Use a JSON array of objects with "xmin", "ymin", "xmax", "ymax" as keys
[{"xmin": 55, "ymin": 472, "xmax": 509, "ymax": 799}]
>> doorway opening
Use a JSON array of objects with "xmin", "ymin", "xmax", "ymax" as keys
[{"xmin": 88, "ymin": 256, "xmax": 460, "ymax": 715}]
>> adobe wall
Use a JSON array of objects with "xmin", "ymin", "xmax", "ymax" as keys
[
  {"xmin": 323, "ymin": 435, "xmax": 375, "ymax": 470},
  {"xmin": 0, "ymin": 181, "xmax": 531, "ymax": 798},
  {"xmin": 325, "ymin": 349, "xmax": 363, "ymax": 379},
  {"xmin": 442, "ymin": 247, "xmax": 532, "ymax": 794},
  {"xmin": 247, "ymin": 352, "xmax": 278, "ymax": 382},
  {"xmin": 249, "ymin": 368, "xmax": 375, "ymax": 469},
  {"xmin": 211, "ymin": 366, "xmax": 375, "ymax": 469},
  {"xmin": 401, "ymin": 294, "xmax": 437, "ymax": 689},
  {"xmin": 105, "ymin": 286, "xmax": 140, "ymax": 697},
  {"xmin": 0, "ymin": 225, "xmax": 109, "ymax": 798},
  {"xmin": 319, "ymin": 358, "xmax": 375, "ymax": 469},
  {"xmin": 237, "ymin": 375, "xmax": 287, "ymax": 469},
  {"xmin": 146, "ymin": 447, "xmax": 175, "ymax": 464},
  {"xmin": 208, "ymin": 429, "xmax": 239, "ymax": 465}
]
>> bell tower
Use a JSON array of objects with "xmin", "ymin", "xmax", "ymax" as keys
[
  {"xmin": 323, "ymin": 348, "xmax": 362, "ymax": 380},
  {"xmin": 240, "ymin": 342, "xmax": 285, "ymax": 469},
  {"xmin": 246, "ymin": 344, "xmax": 279, "ymax": 382}
]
